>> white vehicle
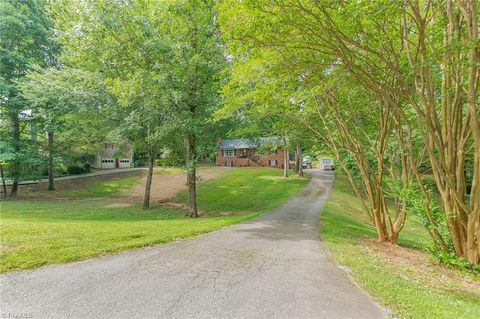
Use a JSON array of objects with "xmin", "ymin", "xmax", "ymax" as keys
[
  {"xmin": 320, "ymin": 158, "xmax": 334, "ymax": 171},
  {"xmin": 302, "ymin": 156, "xmax": 312, "ymax": 169}
]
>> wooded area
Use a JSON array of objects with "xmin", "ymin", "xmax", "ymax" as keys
[{"xmin": 1, "ymin": 0, "xmax": 479, "ymax": 266}]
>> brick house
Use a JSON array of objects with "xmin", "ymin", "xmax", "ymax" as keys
[{"xmin": 216, "ymin": 137, "xmax": 293, "ymax": 168}]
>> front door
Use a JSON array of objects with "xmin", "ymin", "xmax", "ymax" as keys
[{"xmin": 115, "ymin": 158, "xmax": 119, "ymax": 168}]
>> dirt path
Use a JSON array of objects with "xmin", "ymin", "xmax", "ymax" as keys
[{"xmin": 128, "ymin": 167, "xmax": 225, "ymax": 202}]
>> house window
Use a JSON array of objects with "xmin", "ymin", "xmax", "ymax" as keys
[
  {"xmin": 222, "ymin": 149, "xmax": 234, "ymax": 157},
  {"xmin": 105, "ymin": 143, "xmax": 114, "ymax": 149},
  {"xmin": 224, "ymin": 160, "xmax": 233, "ymax": 167},
  {"xmin": 268, "ymin": 149, "xmax": 278, "ymax": 155},
  {"xmin": 289, "ymin": 151, "xmax": 296, "ymax": 161},
  {"xmin": 269, "ymin": 160, "xmax": 277, "ymax": 166},
  {"xmin": 239, "ymin": 149, "xmax": 247, "ymax": 158}
]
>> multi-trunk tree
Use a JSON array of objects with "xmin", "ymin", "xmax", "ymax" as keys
[{"xmin": 219, "ymin": 0, "xmax": 479, "ymax": 263}]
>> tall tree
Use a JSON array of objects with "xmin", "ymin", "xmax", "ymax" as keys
[
  {"xmin": 52, "ymin": 0, "xmax": 225, "ymax": 212},
  {"xmin": 19, "ymin": 67, "xmax": 110, "ymax": 191},
  {"xmin": 0, "ymin": 0, "xmax": 55, "ymax": 196},
  {"xmin": 163, "ymin": 0, "xmax": 226, "ymax": 217}
]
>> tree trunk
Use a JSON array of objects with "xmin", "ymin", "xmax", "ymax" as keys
[
  {"xmin": 47, "ymin": 130, "xmax": 55, "ymax": 191},
  {"xmin": 464, "ymin": 0, "xmax": 480, "ymax": 265},
  {"xmin": 186, "ymin": 133, "xmax": 198, "ymax": 217},
  {"xmin": 9, "ymin": 110, "xmax": 20, "ymax": 198},
  {"xmin": 143, "ymin": 150, "xmax": 155, "ymax": 210},
  {"xmin": 0, "ymin": 164, "xmax": 7, "ymax": 198},
  {"xmin": 31, "ymin": 109, "xmax": 37, "ymax": 143},
  {"xmin": 296, "ymin": 144, "xmax": 303, "ymax": 176},
  {"xmin": 283, "ymin": 147, "xmax": 289, "ymax": 177}
]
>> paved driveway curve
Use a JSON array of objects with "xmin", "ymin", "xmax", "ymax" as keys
[{"xmin": 0, "ymin": 170, "xmax": 386, "ymax": 319}]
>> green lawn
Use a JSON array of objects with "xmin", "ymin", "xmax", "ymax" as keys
[
  {"xmin": 176, "ymin": 167, "xmax": 310, "ymax": 214},
  {"xmin": 0, "ymin": 167, "xmax": 308, "ymax": 272},
  {"xmin": 321, "ymin": 175, "xmax": 480, "ymax": 319},
  {"xmin": 62, "ymin": 175, "xmax": 140, "ymax": 197},
  {"xmin": 155, "ymin": 167, "xmax": 183, "ymax": 175}
]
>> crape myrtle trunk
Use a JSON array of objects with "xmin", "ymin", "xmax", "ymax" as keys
[{"xmin": 296, "ymin": 144, "xmax": 303, "ymax": 176}]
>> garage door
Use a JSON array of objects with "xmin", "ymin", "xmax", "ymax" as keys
[
  {"xmin": 101, "ymin": 158, "xmax": 115, "ymax": 169},
  {"xmin": 119, "ymin": 159, "xmax": 131, "ymax": 168}
]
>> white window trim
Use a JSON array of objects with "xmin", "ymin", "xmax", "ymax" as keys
[{"xmin": 223, "ymin": 149, "xmax": 234, "ymax": 157}]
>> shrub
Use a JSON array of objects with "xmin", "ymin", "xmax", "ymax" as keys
[
  {"xmin": 433, "ymin": 251, "xmax": 480, "ymax": 273},
  {"xmin": 83, "ymin": 163, "xmax": 91, "ymax": 172},
  {"xmin": 385, "ymin": 179, "xmax": 466, "ymax": 267},
  {"xmin": 66, "ymin": 164, "xmax": 88, "ymax": 175},
  {"xmin": 156, "ymin": 158, "xmax": 182, "ymax": 167},
  {"xmin": 133, "ymin": 159, "xmax": 146, "ymax": 167},
  {"xmin": 55, "ymin": 164, "xmax": 68, "ymax": 175}
]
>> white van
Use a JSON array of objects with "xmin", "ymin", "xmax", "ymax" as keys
[{"xmin": 320, "ymin": 158, "xmax": 334, "ymax": 171}]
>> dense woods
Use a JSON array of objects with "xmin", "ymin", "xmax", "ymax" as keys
[{"xmin": 1, "ymin": 0, "xmax": 479, "ymax": 266}]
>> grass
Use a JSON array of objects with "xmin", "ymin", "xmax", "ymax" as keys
[
  {"xmin": 62, "ymin": 175, "xmax": 140, "ymax": 197},
  {"xmin": 155, "ymin": 167, "xmax": 183, "ymax": 175},
  {"xmin": 0, "ymin": 167, "xmax": 308, "ymax": 272},
  {"xmin": 321, "ymin": 175, "xmax": 480, "ymax": 319},
  {"xmin": 176, "ymin": 167, "xmax": 310, "ymax": 214}
]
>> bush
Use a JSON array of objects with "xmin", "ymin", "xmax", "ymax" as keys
[
  {"xmin": 83, "ymin": 163, "xmax": 91, "ymax": 172},
  {"xmin": 433, "ymin": 251, "xmax": 480, "ymax": 273},
  {"xmin": 66, "ymin": 164, "xmax": 88, "ymax": 175},
  {"xmin": 55, "ymin": 164, "xmax": 68, "ymax": 175},
  {"xmin": 133, "ymin": 159, "xmax": 146, "ymax": 167},
  {"xmin": 156, "ymin": 158, "xmax": 182, "ymax": 167}
]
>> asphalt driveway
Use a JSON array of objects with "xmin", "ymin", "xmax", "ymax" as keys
[{"xmin": 0, "ymin": 169, "xmax": 386, "ymax": 319}]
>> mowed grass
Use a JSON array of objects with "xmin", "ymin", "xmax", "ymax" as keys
[
  {"xmin": 176, "ymin": 167, "xmax": 310, "ymax": 214},
  {"xmin": 0, "ymin": 167, "xmax": 308, "ymax": 272},
  {"xmin": 321, "ymin": 175, "xmax": 480, "ymax": 319},
  {"xmin": 155, "ymin": 167, "xmax": 183, "ymax": 175},
  {"xmin": 62, "ymin": 175, "xmax": 140, "ymax": 197}
]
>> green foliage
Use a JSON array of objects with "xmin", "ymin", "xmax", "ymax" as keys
[
  {"xmin": 386, "ymin": 178, "xmax": 454, "ymax": 255},
  {"xmin": 155, "ymin": 148, "xmax": 184, "ymax": 167},
  {"xmin": 0, "ymin": 0, "xmax": 55, "ymax": 84},
  {"xmin": 433, "ymin": 252, "xmax": 480, "ymax": 273},
  {"xmin": 66, "ymin": 164, "xmax": 89, "ymax": 175},
  {"xmin": 20, "ymin": 66, "xmax": 112, "ymax": 147},
  {"xmin": 51, "ymin": 0, "xmax": 227, "ymax": 176},
  {"xmin": 0, "ymin": 141, "xmax": 16, "ymax": 164},
  {"xmin": 386, "ymin": 179, "xmax": 440, "ymax": 227},
  {"xmin": 0, "ymin": 0, "xmax": 57, "ymax": 188},
  {"xmin": 0, "ymin": 139, "xmax": 48, "ymax": 181}
]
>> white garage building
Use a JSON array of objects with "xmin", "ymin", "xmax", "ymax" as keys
[{"xmin": 94, "ymin": 142, "xmax": 134, "ymax": 169}]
